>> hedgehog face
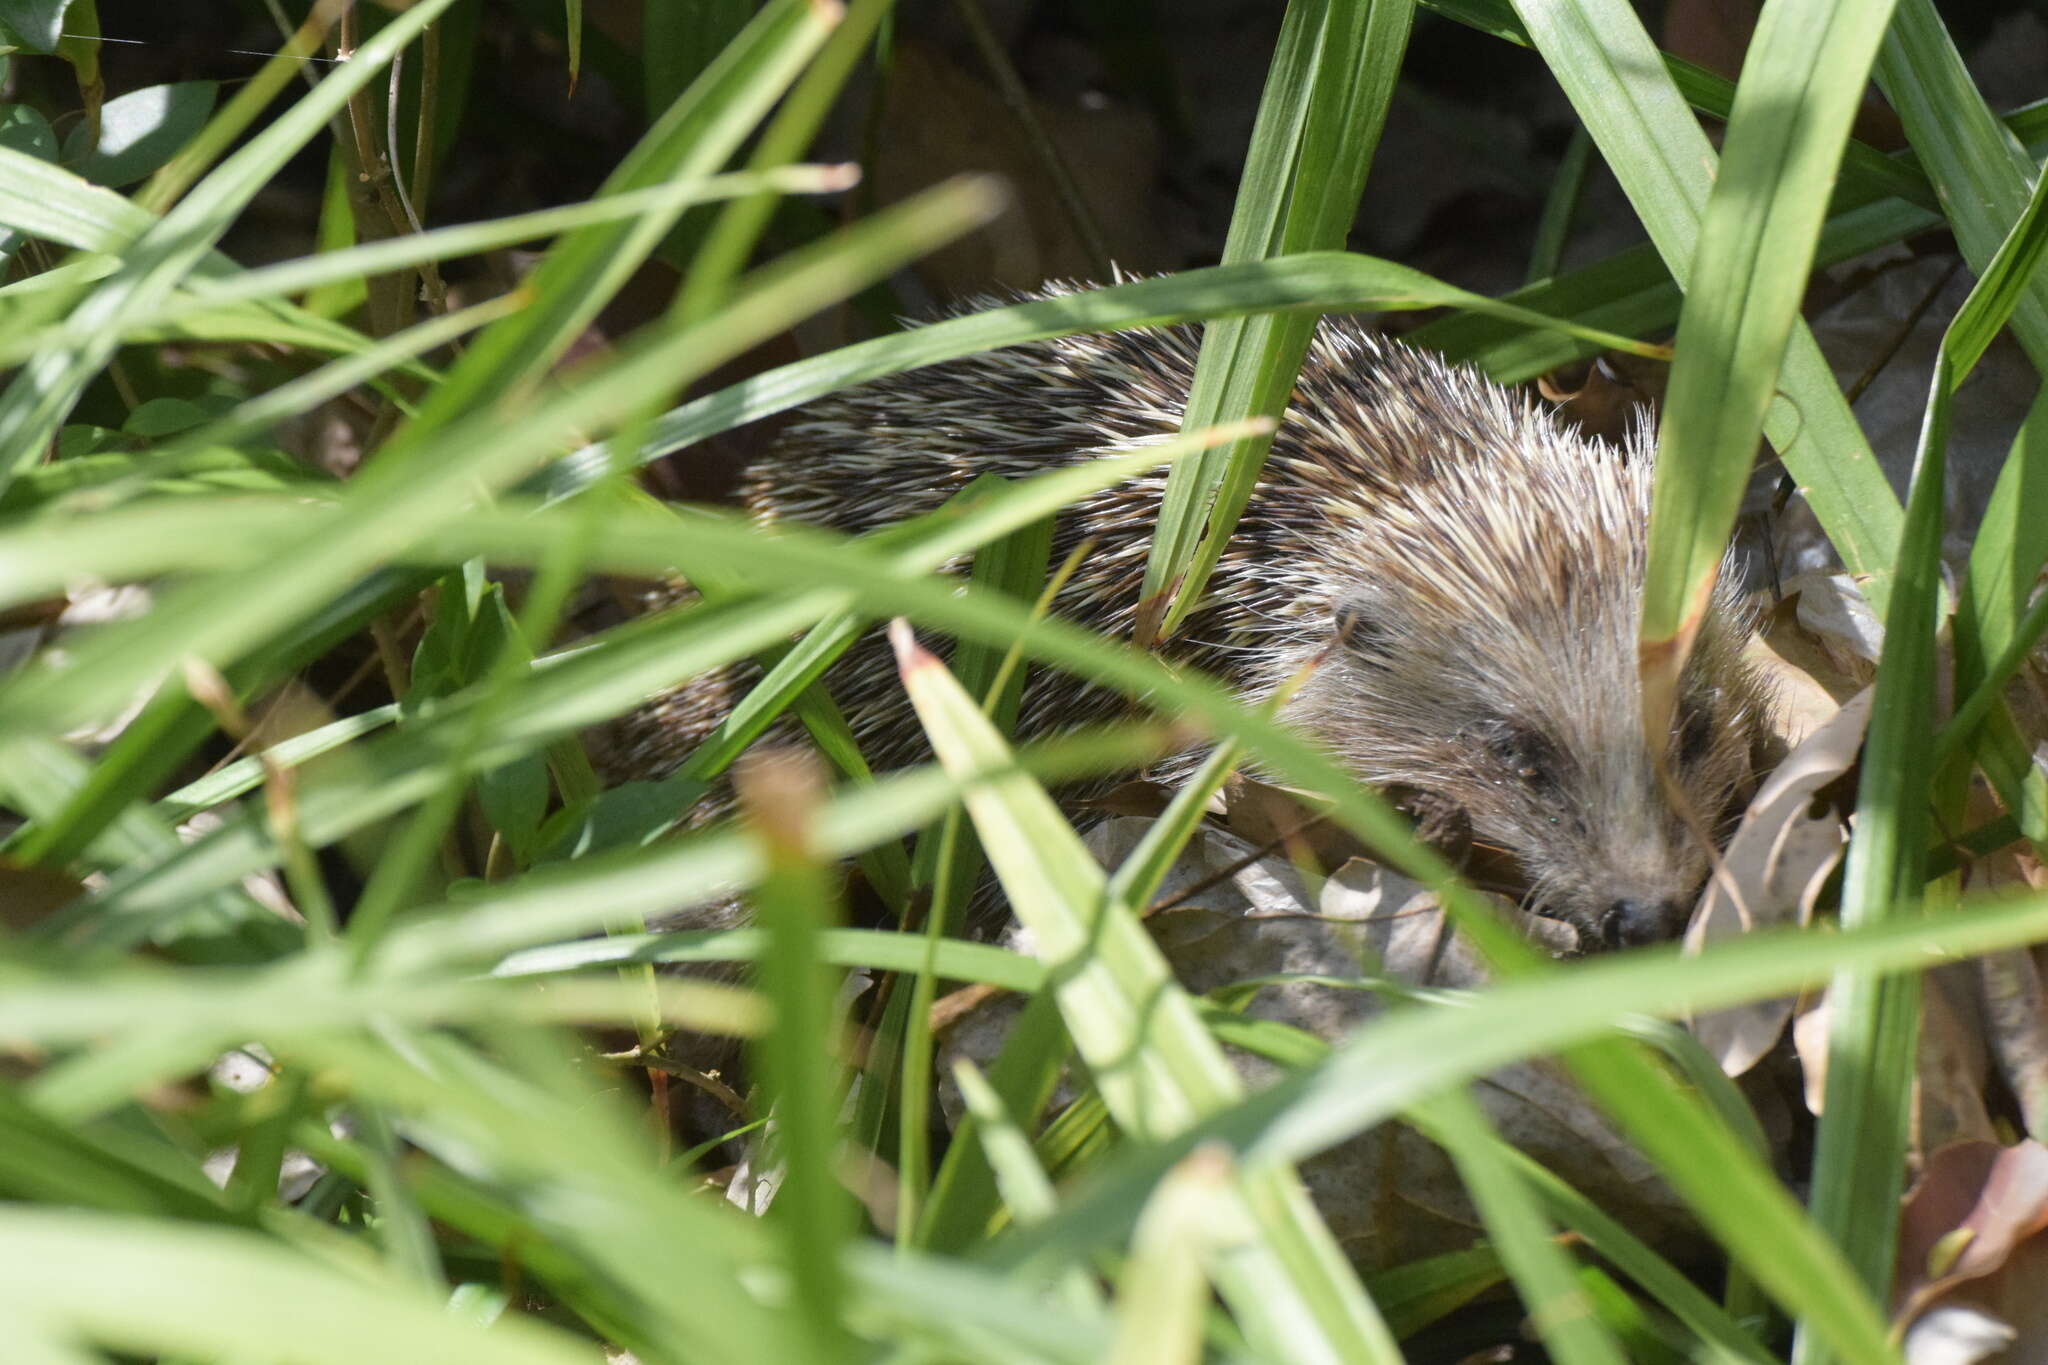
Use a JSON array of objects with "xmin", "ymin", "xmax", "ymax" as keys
[
  {"xmin": 1455, "ymin": 655, "xmax": 1764, "ymax": 948},
  {"xmin": 1285, "ymin": 582, "xmax": 1767, "ymax": 949}
]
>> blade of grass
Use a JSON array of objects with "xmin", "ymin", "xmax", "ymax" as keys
[
  {"xmin": 0, "ymin": 1209, "xmax": 601, "ymax": 1365},
  {"xmin": 951, "ymin": 1058, "xmax": 1106, "ymax": 1315},
  {"xmin": 1638, "ymin": 0, "xmax": 1903, "ymax": 722},
  {"xmin": 1797, "ymin": 140, "xmax": 2048, "ymax": 1365},
  {"xmin": 533, "ymin": 250, "xmax": 1671, "ymax": 503},
  {"xmin": 1525, "ymin": 125, "xmax": 1591, "ymax": 283},
  {"xmin": 494, "ymin": 925, "xmax": 1046, "ymax": 993},
  {"xmin": 1874, "ymin": 0, "xmax": 2048, "ymax": 370},
  {"xmin": 1939, "ymin": 393, "xmax": 2048, "ymax": 863},
  {"xmin": 361, "ymin": 0, "xmax": 838, "ymax": 469},
  {"xmin": 892, "ymin": 620, "xmax": 1404, "ymax": 1363},
  {"xmin": 1143, "ymin": 0, "xmax": 1417, "ymax": 643},
  {"xmin": 1106, "ymin": 1146, "xmax": 1238, "ymax": 1365},
  {"xmin": 737, "ymin": 753, "xmax": 856, "ymax": 1361},
  {"xmin": 1509, "ymin": 0, "xmax": 1902, "ymax": 602},
  {"xmin": 888, "ymin": 485, "xmax": 1058, "ymax": 1242},
  {"xmin": 1411, "ymin": 1091, "xmax": 1627, "ymax": 1365},
  {"xmin": 677, "ymin": 0, "xmax": 892, "ymax": 322},
  {"xmin": 919, "ymin": 990, "xmax": 1074, "ymax": 1252},
  {"xmin": 0, "ymin": 0, "xmax": 461, "ymax": 485}
]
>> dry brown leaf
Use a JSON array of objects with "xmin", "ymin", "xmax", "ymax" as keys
[
  {"xmin": 1747, "ymin": 592, "xmax": 1869, "ymax": 743},
  {"xmin": 1895, "ymin": 1140, "xmax": 2048, "ymax": 1357},
  {"xmin": 1793, "ymin": 997, "xmax": 1831, "ymax": 1115},
  {"xmin": 1082, "ymin": 779, "xmax": 1180, "ymax": 819},
  {"xmin": 1978, "ymin": 949, "xmax": 2048, "ymax": 1140},
  {"xmin": 1920, "ymin": 966, "xmax": 2001, "ymax": 1155},
  {"xmin": 1789, "ymin": 967, "xmax": 1994, "ymax": 1145},
  {"xmin": 1902, "ymin": 1303, "xmax": 2019, "ymax": 1365},
  {"xmin": 1785, "ymin": 570, "xmax": 1886, "ymax": 681},
  {"xmin": 0, "ymin": 859, "xmax": 88, "ymax": 933},
  {"xmin": 1686, "ymin": 689, "xmax": 1866, "ymax": 1075},
  {"xmin": 1217, "ymin": 775, "xmax": 1366, "ymax": 874}
]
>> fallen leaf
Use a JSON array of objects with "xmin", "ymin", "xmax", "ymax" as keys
[
  {"xmin": 1687, "ymin": 689, "xmax": 1867, "ymax": 1075},
  {"xmin": 1895, "ymin": 1140, "xmax": 2048, "ymax": 1332}
]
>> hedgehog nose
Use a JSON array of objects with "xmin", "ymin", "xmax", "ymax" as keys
[{"xmin": 1600, "ymin": 896, "xmax": 1683, "ymax": 949}]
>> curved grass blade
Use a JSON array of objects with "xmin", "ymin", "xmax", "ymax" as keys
[
  {"xmin": 532, "ymin": 250, "xmax": 1668, "ymax": 503},
  {"xmin": 1140, "ymin": 0, "xmax": 1415, "ymax": 644},
  {"xmin": 0, "ymin": 1209, "xmax": 600, "ymax": 1365},
  {"xmin": 493, "ymin": 925, "xmax": 1046, "ymax": 994},
  {"xmin": 1510, "ymin": 0, "xmax": 1902, "ymax": 601},
  {"xmin": 1638, "ymin": 0, "xmax": 1903, "ymax": 729},
  {"xmin": 737, "ymin": 754, "xmax": 856, "ymax": 1360},
  {"xmin": 1798, "ymin": 145, "xmax": 2048, "ymax": 1364},
  {"xmin": 1410, "ymin": 1090, "xmax": 1628, "ymax": 1365},
  {"xmin": 892, "ymin": 619, "xmax": 1404, "ymax": 1363},
  {"xmin": 1875, "ymin": 0, "xmax": 2048, "ymax": 370},
  {"xmin": 677, "ymin": 0, "xmax": 892, "ymax": 322},
  {"xmin": 0, "ymin": 0, "xmax": 462, "ymax": 486},
  {"xmin": 363, "ymin": 0, "xmax": 838, "ymax": 466}
]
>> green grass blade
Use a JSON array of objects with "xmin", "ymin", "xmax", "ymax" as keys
[
  {"xmin": 1525, "ymin": 125, "xmax": 1592, "ymax": 283},
  {"xmin": 495, "ymin": 925, "xmax": 1046, "ymax": 993},
  {"xmin": 739, "ymin": 755, "xmax": 856, "ymax": 1362},
  {"xmin": 1640, "ymin": 0, "xmax": 1903, "ymax": 694},
  {"xmin": 677, "ymin": 0, "xmax": 892, "ymax": 322},
  {"xmin": 1142, "ymin": 0, "xmax": 1416, "ymax": 642},
  {"xmin": 0, "ymin": 0, "xmax": 461, "ymax": 485},
  {"xmin": 1107, "ymin": 1147, "xmax": 1237, "ymax": 1365},
  {"xmin": 1510, "ymin": 0, "xmax": 1902, "ymax": 600},
  {"xmin": 1410, "ymin": 1091, "xmax": 1628, "ymax": 1365},
  {"xmin": 365, "ymin": 0, "xmax": 837, "ymax": 462},
  {"xmin": 1798, "ymin": 141, "xmax": 2048, "ymax": 1365},
  {"xmin": 0, "ymin": 1209, "xmax": 601, "ymax": 1365},
  {"xmin": 892, "ymin": 620, "xmax": 1404, "ymax": 1364},
  {"xmin": 1875, "ymin": 0, "xmax": 2048, "ymax": 370}
]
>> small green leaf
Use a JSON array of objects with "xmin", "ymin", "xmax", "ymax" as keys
[
  {"xmin": 535, "ymin": 777, "xmax": 707, "ymax": 862},
  {"xmin": 0, "ymin": 102, "xmax": 55, "ymax": 160},
  {"xmin": 0, "ymin": 0, "xmax": 72, "ymax": 52},
  {"xmin": 62, "ymin": 80, "xmax": 215, "ymax": 187},
  {"xmin": 407, "ymin": 573, "xmax": 479, "ymax": 707},
  {"xmin": 52, "ymin": 423, "xmax": 112, "ymax": 459},
  {"xmin": 479, "ymin": 752, "xmax": 550, "ymax": 863},
  {"xmin": 120, "ymin": 395, "xmax": 227, "ymax": 438}
]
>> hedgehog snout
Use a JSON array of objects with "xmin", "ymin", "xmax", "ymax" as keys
[{"xmin": 1597, "ymin": 894, "xmax": 1686, "ymax": 949}]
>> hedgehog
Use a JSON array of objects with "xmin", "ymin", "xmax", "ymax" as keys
[{"xmin": 610, "ymin": 285, "xmax": 1773, "ymax": 949}]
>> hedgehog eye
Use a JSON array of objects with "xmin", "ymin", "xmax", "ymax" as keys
[
  {"xmin": 1488, "ymin": 724, "xmax": 1559, "ymax": 790},
  {"xmin": 1675, "ymin": 698, "xmax": 1715, "ymax": 766},
  {"xmin": 1331, "ymin": 597, "xmax": 1389, "ymax": 657}
]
